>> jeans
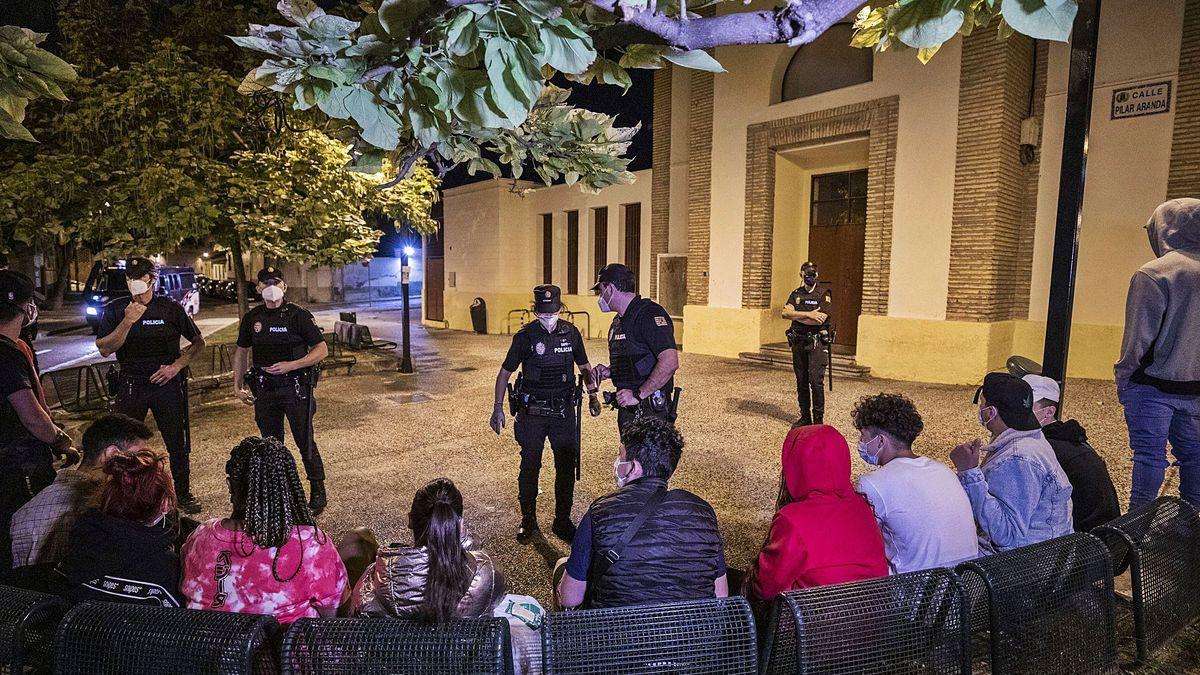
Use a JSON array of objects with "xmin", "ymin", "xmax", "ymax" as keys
[{"xmin": 1119, "ymin": 382, "xmax": 1200, "ymax": 509}]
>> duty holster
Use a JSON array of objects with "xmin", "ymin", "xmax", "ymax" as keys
[
  {"xmin": 246, "ymin": 366, "xmax": 316, "ymax": 400},
  {"xmin": 509, "ymin": 374, "xmax": 571, "ymax": 419}
]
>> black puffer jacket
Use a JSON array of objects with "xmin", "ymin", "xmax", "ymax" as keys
[
  {"xmin": 58, "ymin": 512, "xmax": 182, "ymax": 607},
  {"xmin": 1042, "ymin": 420, "xmax": 1121, "ymax": 532},
  {"xmin": 587, "ymin": 477, "xmax": 723, "ymax": 609}
]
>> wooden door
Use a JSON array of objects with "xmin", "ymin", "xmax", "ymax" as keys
[
  {"xmin": 807, "ymin": 170, "xmax": 866, "ymax": 352},
  {"xmin": 425, "ymin": 257, "xmax": 444, "ymax": 322}
]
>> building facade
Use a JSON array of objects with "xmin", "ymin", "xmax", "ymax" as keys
[{"xmin": 435, "ymin": 0, "xmax": 1198, "ymax": 384}]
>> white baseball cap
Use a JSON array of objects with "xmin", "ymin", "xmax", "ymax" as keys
[{"xmin": 1022, "ymin": 374, "xmax": 1060, "ymax": 404}]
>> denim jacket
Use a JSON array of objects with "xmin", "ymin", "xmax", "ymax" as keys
[{"xmin": 957, "ymin": 428, "xmax": 1074, "ymax": 554}]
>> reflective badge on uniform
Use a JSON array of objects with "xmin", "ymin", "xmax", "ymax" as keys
[
  {"xmin": 535, "ymin": 342, "xmax": 546, "ymax": 355},
  {"xmin": 253, "ymin": 321, "xmax": 262, "ymax": 333},
  {"xmin": 654, "ymin": 316, "xmax": 668, "ymax": 327}
]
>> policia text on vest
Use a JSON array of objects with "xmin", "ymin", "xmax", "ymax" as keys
[
  {"xmin": 492, "ymin": 285, "xmax": 600, "ymax": 544},
  {"xmin": 232, "ymin": 267, "xmax": 331, "ymax": 515}
]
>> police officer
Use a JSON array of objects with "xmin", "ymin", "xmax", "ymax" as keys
[
  {"xmin": 232, "ymin": 267, "xmax": 330, "ymax": 515},
  {"xmin": 783, "ymin": 261, "xmax": 832, "ymax": 426},
  {"xmin": 591, "ymin": 263, "xmax": 679, "ymax": 432},
  {"xmin": 96, "ymin": 257, "xmax": 205, "ymax": 513},
  {"xmin": 490, "ymin": 285, "xmax": 599, "ymax": 544}
]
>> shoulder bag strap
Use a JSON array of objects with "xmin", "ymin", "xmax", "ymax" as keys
[{"xmin": 596, "ymin": 488, "xmax": 668, "ymax": 577}]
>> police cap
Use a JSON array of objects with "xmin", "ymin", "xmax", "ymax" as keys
[
  {"xmin": 257, "ymin": 266, "xmax": 284, "ymax": 283},
  {"xmin": 124, "ymin": 257, "xmax": 157, "ymax": 279},
  {"xmin": 533, "ymin": 284, "xmax": 561, "ymax": 313},
  {"xmin": 591, "ymin": 263, "xmax": 635, "ymax": 292}
]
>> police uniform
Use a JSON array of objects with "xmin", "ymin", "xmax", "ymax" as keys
[
  {"xmin": 236, "ymin": 292, "xmax": 326, "ymax": 487},
  {"xmin": 607, "ymin": 294, "xmax": 677, "ymax": 431},
  {"xmin": 503, "ymin": 285, "xmax": 589, "ymax": 535},
  {"xmin": 786, "ymin": 279, "xmax": 832, "ymax": 425},
  {"xmin": 98, "ymin": 283, "xmax": 201, "ymax": 502}
]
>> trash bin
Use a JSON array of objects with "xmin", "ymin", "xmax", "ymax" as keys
[
  {"xmin": 339, "ymin": 311, "xmax": 357, "ymax": 324},
  {"xmin": 470, "ymin": 297, "xmax": 487, "ymax": 334}
]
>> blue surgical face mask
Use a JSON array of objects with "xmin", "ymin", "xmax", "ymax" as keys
[{"xmin": 857, "ymin": 435, "xmax": 883, "ymax": 466}]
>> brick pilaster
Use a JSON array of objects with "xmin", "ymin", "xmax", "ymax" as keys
[{"xmin": 649, "ymin": 67, "xmax": 672, "ymax": 300}]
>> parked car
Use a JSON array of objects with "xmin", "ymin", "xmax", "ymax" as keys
[{"xmin": 83, "ymin": 261, "xmax": 200, "ymax": 332}]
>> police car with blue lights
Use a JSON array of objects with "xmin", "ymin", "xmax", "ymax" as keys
[{"xmin": 83, "ymin": 260, "xmax": 201, "ymax": 333}]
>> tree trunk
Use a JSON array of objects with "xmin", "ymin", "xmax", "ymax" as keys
[
  {"xmin": 44, "ymin": 237, "xmax": 76, "ymax": 311},
  {"xmin": 231, "ymin": 235, "xmax": 250, "ymax": 319}
]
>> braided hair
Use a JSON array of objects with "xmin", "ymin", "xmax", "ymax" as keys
[
  {"xmin": 409, "ymin": 478, "xmax": 472, "ymax": 624},
  {"xmin": 225, "ymin": 436, "xmax": 319, "ymax": 582}
]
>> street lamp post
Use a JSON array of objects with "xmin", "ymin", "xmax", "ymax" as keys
[{"xmin": 399, "ymin": 246, "xmax": 415, "ymax": 373}]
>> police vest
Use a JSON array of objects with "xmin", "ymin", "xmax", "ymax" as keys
[
  {"xmin": 608, "ymin": 303, "xmax": 657, "ymax": 390},
  {"xmin": 516, "ymin": 322, "xmax": 577, "ymax": 394},
  {"xmin": 103, "ymin": 296, "xmax": 187, "ymax": 378},
  {"xmin": 245, "ymin": 303, "xmax": 311, "ymax": 367},
  {"xmin": 586, "ymin": 477, "xmax": 723, "ymax": 609}
]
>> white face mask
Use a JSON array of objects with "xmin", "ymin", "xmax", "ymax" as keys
[
  {"xmin": 536, "ymin": 313, "xmax": 558, "ymax": 331},
  {"xmin": 978, "ymin": 405, "xmax": 997, "ymax": 429},
  {"xmin": 857, "ymin": 435, "xmax": 883, "ymax": 466},
  {"xmin": 597, "ymin": 286, "xmax": 613, "ymax": 313},
  {"xmin": 127, "ymin": 278, "xmax": 150, "ymax": 296},
  {"xmin": 613, "ymin": 460, "xmax": 635, "ymax": 488},
  {"xmin": 22, "ymin": 302, "xmax": 38, "ymax": 327},
  {"xmin": 261, "ymin": 284, "xmax": 285, "ymax": 303}
]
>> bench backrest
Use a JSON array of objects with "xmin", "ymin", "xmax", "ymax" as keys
[
  {"xmin": 281, "ymin": 616, "xmax": 513, "ymax": 675},
  {"xmin": 1095, "ymin": 496, "xmax": 1200, "ymax": 662},
  {"xmin": 762, "ymin": 568, "xmax": 969, "ymax": 675},
  {"xmin": 956, "ymin": 533, "xmax": 1117, "ymax": 674},
  {"xmin": 0, "ymin": 584, "xmax": 67, "ymax": 674},
  {"xmin": 542, "ymin": 597, "xmax": 757, "ymax": 674},
  {"xmin": 53, "ymin": 602, "xmax": 278, "ymax": 675}
]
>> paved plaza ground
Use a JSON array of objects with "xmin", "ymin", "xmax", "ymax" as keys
[{"xmin": 166, "ymin": 307, "xmax": 1196, "ymax": 671}]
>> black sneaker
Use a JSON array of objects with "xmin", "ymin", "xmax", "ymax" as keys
[
  {"xmin": 516, "ymin": 515, "xmax": 539, "ymax": 544},
  {"xmin": 552, "ymin": 517, "xmax": 577, "ymax": 542},
  {"xmin": 792, "ymin": 418, "xmax": 812, "ymax": 429},
  {"xmin": 178, "ymin": 493, "xmax": 202, "ymax": 515},
  {"xmin": 308, "ymin": 480, "xmax": 327, "ymax": 516}
]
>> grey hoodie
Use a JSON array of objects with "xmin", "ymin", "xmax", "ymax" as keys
[{"xmin": 1115, "ymin": 198, "xmax": 1200, "ymax": 394}]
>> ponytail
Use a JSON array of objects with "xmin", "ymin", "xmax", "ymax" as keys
[{"xmin": 410, "ymin": 478, "xmax": 472, "ymax": 624}]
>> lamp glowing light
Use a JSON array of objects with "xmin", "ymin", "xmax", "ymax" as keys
[{"xmin": 402, "ymin": 246, "xmax": 415, "ymax": 258}]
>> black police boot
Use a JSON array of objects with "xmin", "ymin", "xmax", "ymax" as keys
[
  {"xmin": 552, "ymin": 515, "xmax": 577, "ymax": 542},
  {"xmin": 308, "ymin": 480, "xmax": 327, "ymax": 516},
  {"xmin": 517, "ymin": 508, "xmax": 539, "ymax": 544},
  {"xmin": 792, "ymin": 416, "xmax": 812, "ymax": 429},
  {"xmin": 178, "ymin": 493, "xmax": 202, "ymax": 515}
]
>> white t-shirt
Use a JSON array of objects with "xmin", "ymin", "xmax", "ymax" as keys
[{"xmin": 856, "ymin": 456, "xmax": 978, "ymax": 574}]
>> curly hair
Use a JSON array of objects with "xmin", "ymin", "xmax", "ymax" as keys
[
  {"xmin": 620, "ymin": 416, "xmax": 685, "ymax": 479},
  {"xmin": 225, "ymin": 436, "xmax": 318, "ymax": 582},
  {"xmin": 851, "ymin": 393, "xmax": 924, "ymax": 446}
]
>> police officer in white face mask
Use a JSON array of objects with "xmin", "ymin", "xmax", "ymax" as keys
[
  {"xmin": 95, "ymin": 257, "xmax": 205, "ymax": 513},
  {"xmin": 491, "ymin": 285, "xmax": 600, "ymax": 544},
  {"xmin": 231, "ymin": 266, "xmax": 331, "ymax": 515}
]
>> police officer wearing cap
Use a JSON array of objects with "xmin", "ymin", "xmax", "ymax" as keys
[
  {"xmin": 591, "ymin": 263, "xmax": 679, "ymax": 432},
  {"xmin": 491, "ymin": 284, "xmax": 599, "ymax": 544},
  {"xmin": 232, "ymin": 267, "xmax": 331, "ymax": 515},
  {"xmin": 96, "ymin": 257, "xmax": 205, "ymax": 513},
  {"xmin": 783, "ymin": 261, "xmax": 832, "ymax": 426}
]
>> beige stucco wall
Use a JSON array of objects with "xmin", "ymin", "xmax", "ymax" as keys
[{"xmin": 438, "ymin": 172, "xmax": 652, "ymax": 339}]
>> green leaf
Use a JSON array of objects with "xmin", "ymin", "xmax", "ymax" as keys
[
  {"xmin": 378, "ymin": 0, "xmax": 432, "ymax": 37},
  {"xmin": 538, "ymin": 19, "xmax": 596, "ymax": 74},
  {"xmin": 619, "ymin": 44, "xmax": 667, "ymax": 69},
  {"xmin": 344, "ymin": 88, "xmax": 401, "ymax": 149},
  {"xmin": 446, "ymin": 12, "xmax": 478, "ymax": 57},
  {"xmin": 317, "ymin": 85, "xmax": 355, "ymax": 118},
  {"xmin": 307, "ymin": 63, "xmax": 353, "ymax": 85},
  {"xmin": 1000, "ymin": 0, "xmax": 1077, "ymax": 42},
  {"xmin": 661, "ymin": 48, "xmax": 724, "ymax": 73},
  {"xmin": 276, "ymin": 0, "xmax": 325, "ymax": 27},
  {"xmin": 308, "ymin": 14, "xmax": 360, "ymax": 38},
  {"xmin": 0, "ymin": 107, "xmax": 35, "ymax": 142},
  {"xmin": 895, "ymin": 5, "xmax": 965, "ymax": 49}
]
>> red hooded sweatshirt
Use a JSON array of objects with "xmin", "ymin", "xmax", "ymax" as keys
[{"xmin": 752, "ymin": 425, "xmax": 888, "ymax": 600}]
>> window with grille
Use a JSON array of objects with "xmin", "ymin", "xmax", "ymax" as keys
[
  {"xmin": 623, "ymin": 203, "xmax": 641, "ymax": 291},
  {"xmin": 810, "ymin": 170, "xmax": 867, "ymax": 228},
  {"xmin": 566, "ymin": 210, "xmax": 579, "ymax": 294},
  {"xmin": 541, "ymin": 213, "xmax": 553, "ymax": 285},
  {"xmin": 593, "ymin": 207, "xmax": 608, "ymax": 290}
]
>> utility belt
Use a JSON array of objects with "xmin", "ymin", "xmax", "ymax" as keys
[
  {"xmin": 105, "ymin": 364, "xmax": 188, "ymax": 397},
  {"xmin": 602, "ymin": 386, "xmax": 681, "ymax": 423},
  {"xmin": 509, "ymin": 389, "xmax": 575, "ymax": 419},
  {"xmin": 246, "ymin": 366, "xmax": 318, "ymax": 400},
  {"xmin": 786, "ymin": 326, "xmax": 834, "ymax": 351}
]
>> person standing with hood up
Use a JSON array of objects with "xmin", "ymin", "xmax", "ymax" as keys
[
  {"xmin": 1116, "ymin": 198, "xmax": 1200, "ymax": 509},
  {"xmin": 748, "ymin": 425, "xmax": 887, "ymax": 601}
]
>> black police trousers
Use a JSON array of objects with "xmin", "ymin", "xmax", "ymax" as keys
[
  {"xmin": 113, "ymin": 376, "xmax": 192, "ymax": 497},
  {"xmin": 791, "ymin": 341, "xmax": 827, "ymax": 424},
  {"xmin": 514, "ymin": 411, "xmax": 576, "ymax": 521},
  {"xmin": 254, "ymin": 382, "xmax": 324, "ymax": 481}
]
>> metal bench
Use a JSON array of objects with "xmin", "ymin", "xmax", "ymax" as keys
[
  {"xmin": 542, "ymin": 597, "xmax": 757, "ymax": 674},
  {"xmin": 53, "ymin": 602, "xmax": 279, "ymax": 675},
  {"xmin": 321, "ymin": 333, "xmax": 356, "ymax": 375},
  {"xmin": 0, "ymin": 584, "xmax": 67, "ymax": 674},
  {"xmin": 1096, "ymin": 496, "xmax": 1200, "ymax": 665},
  {"xmin": 956, "ymin": 533, "xmax": 1118, "ymax": 674},
  {"xmin": 280, "ymin": 616, "xmax": 513, "ymax": 674},
  {"xmin": 761, "ymin": 568, "xmax": 969, "ymax": 675}
]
